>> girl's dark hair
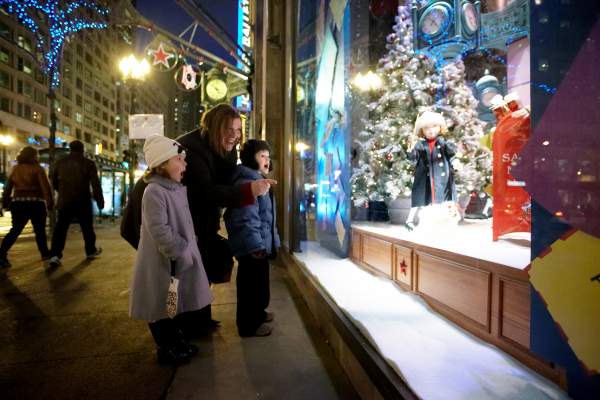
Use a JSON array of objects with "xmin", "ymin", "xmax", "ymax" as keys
[
  {"xmin": 200, "ymin": 103, "xmax": 242, "ymax": 158},
  {"xmin": 16, "ymin": 146, "xmax": 39, "ymax": 164},
  {"xmin": 240, "ymin": 139, "xmax": 271, "ymax": 170}
]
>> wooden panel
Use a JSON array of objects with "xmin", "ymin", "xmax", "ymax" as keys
[
  {"xmin": 363, "ymin": 235, "xmax": 393, "ymax": 277},
  {"xmin": 500, "ymin": 278, "xmax": 531, "ymax": 349},
  {"xmin": 417, "ymin": 252, "xmax": 491, "ymax": 329},
  {"xmin": 394, "ymin": 245, "xmax": 413, "ymax": 290},
  {"xmin": 351, "ymin": 231, "xmax": 361, "ymax": 262}
]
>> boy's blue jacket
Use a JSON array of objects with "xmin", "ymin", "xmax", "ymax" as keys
[{"xmin": 224, "ymin": 165, "xmax": 280, "ymax": 258}]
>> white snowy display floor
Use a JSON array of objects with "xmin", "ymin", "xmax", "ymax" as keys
[
  {"xmin": 293, "ymin": 243, "xmax": 567, "ymax": 400},
  {"xmin": 353, "ymin": 218, "xmax": 530, "ymax": 269}
]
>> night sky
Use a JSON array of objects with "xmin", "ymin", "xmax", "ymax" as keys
[{"xmin": 135, "ymin": 0, "xmax": 239, "ymax": 66}]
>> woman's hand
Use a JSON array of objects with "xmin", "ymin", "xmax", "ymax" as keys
[{"xmin": 251, "ymin": 179, "xmax": 277, "ymax": 197}]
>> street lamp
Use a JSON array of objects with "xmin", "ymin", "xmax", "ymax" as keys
[
  {"xmin": 118, "ymin": 54, "xmax": 150, "ymax": 189},
  {"xmin": 0, "ymin": 134, "xmax": 15, "ymax": 178}
]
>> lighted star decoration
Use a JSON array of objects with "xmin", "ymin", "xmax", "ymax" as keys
[
  {"xmin": 0, "ymin": 0, "xmax": 108, "ymax": 87},
  {"xmin": 177, "ymin": 64, "xmax": 200, "ymax": 91},
  {"xmin": 148, "ymin": 42, "xmax": 177, "ymax": 71}
]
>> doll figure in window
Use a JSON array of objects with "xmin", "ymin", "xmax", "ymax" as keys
[{"xmin": 405, "ymin": 111, "xmax": 458, "ymax": 231}]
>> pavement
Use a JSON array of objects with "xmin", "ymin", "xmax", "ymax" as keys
[{"xmin": 0, "ymin": 216, "xmax": 358, "ymax": 400}]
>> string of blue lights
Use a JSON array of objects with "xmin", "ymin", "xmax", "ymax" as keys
[{"xmin": 0, "ymin": 0, "xmax": 109, "ymax": 87}]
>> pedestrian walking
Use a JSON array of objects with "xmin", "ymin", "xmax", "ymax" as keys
[
  {"xmin": 129, "ymin": 135, "xmax": 213, "ymax": 366},
  {"xmin": 0, "ymin": 146, "xmax": 53, "ymax": 268},
  {"xmin": 176, "ymin": 104, "xmax": 276, "ymax": 338},
  {"xmin": 48, "ymin": 140, "xmax": 104, "ymax": 268},
  {"xmin": 224, "ymin": 139, "xmax": 280, "ymax": 337}
]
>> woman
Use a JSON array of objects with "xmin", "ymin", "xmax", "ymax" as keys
[
  {"xmin": 0, "ymin": 146, "xmax": 53, "ymax": 268},
  {"xmin": 176, "ymin": 103, "xmax": 275, "ymax": 338}
]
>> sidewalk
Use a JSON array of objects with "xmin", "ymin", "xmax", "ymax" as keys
[{"xmin": 0, "ymin": 222, "xmax": 358, "ymax": 400}]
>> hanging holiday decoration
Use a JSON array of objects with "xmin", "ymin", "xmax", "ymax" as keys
[
  {"xmin": 174, "ymin": 64, "xmax": 201, "ymax": 91},
  {"xmin": 351, "ymin": 5, "xmax": 491, "ymax": 207},
  {"xmin": 146, "ymin": 41, "xmax": 179, "ymax": 71},
  {"xmin": 0, "ymin": 0, "xmax": 109, "ymax": 87}
]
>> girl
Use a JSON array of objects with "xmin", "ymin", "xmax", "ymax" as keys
[
  {"xmin": 129, "ymin": 135, "xmax": 213, "ymax": 365},
  {"xmin": 224, "ymin": 139, "xmax": 280, "ymax": 337},
  {"xmin": 406, "ymin": 111, "xmax": 457, "ymax": 230}
]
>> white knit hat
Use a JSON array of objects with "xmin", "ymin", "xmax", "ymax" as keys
[
  {"xmin": 413, "ymin": 111, "xmax": 446, "ymax": 136},
  {"xmin": 143, "ymin": 135, "xmax": 186, "ymax": 169}
]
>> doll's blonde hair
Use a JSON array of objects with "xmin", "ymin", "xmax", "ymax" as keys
[{"xmin": 414, "ymin": 111, "xmax": 448, "ymax": 137}]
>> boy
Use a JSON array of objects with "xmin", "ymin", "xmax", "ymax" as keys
[{"xmin": 225, "ymin": 139, "xmax": 280, "ymax": 337}]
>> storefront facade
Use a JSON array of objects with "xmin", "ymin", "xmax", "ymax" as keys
[{"xmin": 254, "ymin": 1, "xmax": 599, "ymax": 398}]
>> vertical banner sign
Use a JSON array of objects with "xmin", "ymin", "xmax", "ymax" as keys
[
  {"xmin": 492, "ymin": 104, "xmax": 531, "ymax": 241},
  {"xmin": 237, "ymin": 0, "xmax": 252, "ymax": 110}
]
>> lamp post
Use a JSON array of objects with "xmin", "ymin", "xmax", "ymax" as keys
[
  {"xmin": 0, "ymin": 134, "xmax": 15, "ymax": 179},
  {"xmin": 118, "ymin": 54, "xmax": 150, "ymax": 189}
]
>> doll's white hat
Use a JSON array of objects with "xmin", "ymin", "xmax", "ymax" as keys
[
  {"xmin": 414, "ymin": 111, "xmax": 446, "ymax": 136},
  {"xmin": 143, "ymin": 135, "xmax": 186, "ymax": 169}
]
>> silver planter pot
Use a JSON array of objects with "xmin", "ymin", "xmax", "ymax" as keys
[{"xmin": 387, "ymin": 196, "xmax": 412, "ymax": 225}]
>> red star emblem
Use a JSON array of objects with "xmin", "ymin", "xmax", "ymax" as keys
[
  {"xmin": 400, "ymin": 259, "xmax": 408, "ymax": 275},
  {"xmin": 150, "ymin": 43, "xmax": 175, "ymax": 69}
]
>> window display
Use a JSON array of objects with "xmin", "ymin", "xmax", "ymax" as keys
[{"xmin": 291, "ymin": 0, "xmax": 598, "ymax": 397}]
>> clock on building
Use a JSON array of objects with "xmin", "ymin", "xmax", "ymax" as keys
[
  {"xmin": 206, "ymin": 77, "xmax": 228, "ymax": 102},
  {"xmin": 412, "ymin": 0, "xmax": 481, "ymax": 63}
]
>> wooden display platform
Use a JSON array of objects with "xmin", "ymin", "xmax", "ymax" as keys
[{"xmin": 350, "ymin": 222, "xmax": 565, "ymax": 387}]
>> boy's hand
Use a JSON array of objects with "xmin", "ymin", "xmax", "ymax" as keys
[{"xmin": 251, "ymin": 179, "xmax": 277, "ymax": 196}]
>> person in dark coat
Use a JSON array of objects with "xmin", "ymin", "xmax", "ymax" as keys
[
  {"xmin": 224, "ymin": 139, "xmax": 280, "ymax": 337},
  {"xmin": 120, "ymin": 177, "xmax": 147, "ymax": 250},
  {"xmin": 176, "ymin": 104, "xmax": 276, "ymax": 337},
  {"xmin": 48, "ymin": 140, "xmax": 104, "ymax": 267},
  {"xmin": 406, "ymin": 111, "xmax": 457, "ymax": 230},
  {"xmin": 0, "ymin": 146, "xmax": 54, "ymax": 268}
]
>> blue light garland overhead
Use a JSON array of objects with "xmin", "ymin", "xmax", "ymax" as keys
[{"xmin": 0, "ymin": 0, "xmax": 109, "ymax": 87}]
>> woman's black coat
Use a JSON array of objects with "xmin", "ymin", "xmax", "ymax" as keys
[{"xmin": 177, "ymin": 130, "xmax": 250, "ymax": 246}]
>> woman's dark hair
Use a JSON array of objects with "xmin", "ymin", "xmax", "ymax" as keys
[
  {"xmin": 200, "ymin": 103, "xmax": 241, "ymax": 158},
  {"xmin": 240, "ymin": 139, "xmax": 271, "ymax": 170},
  {"xmin": 16, "ymin": 146, "xmax": 39, "ymax": 164}
]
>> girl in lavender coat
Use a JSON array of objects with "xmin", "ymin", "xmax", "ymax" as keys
[{"xmin": 129, "ymin": 135, "xmax": 213, "ymax": 366}]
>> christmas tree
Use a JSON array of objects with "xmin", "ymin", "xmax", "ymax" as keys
[{"xmin": 351, "ymin": 5, "xmax": 491, "ymax": 207}]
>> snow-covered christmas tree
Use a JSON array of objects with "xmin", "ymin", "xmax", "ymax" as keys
[{"xmin": 351, "ymin": 5, "xmax": 491, "ymax": 207}]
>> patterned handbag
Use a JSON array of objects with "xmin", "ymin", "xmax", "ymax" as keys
[{"xmin": 166, "ymin": 260, "xmax": 179, "ymax": 318}]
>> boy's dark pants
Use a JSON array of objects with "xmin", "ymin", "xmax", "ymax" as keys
[{"xmin": 236, "ymin": 254, "xmax": 270, "ymax": 336}]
